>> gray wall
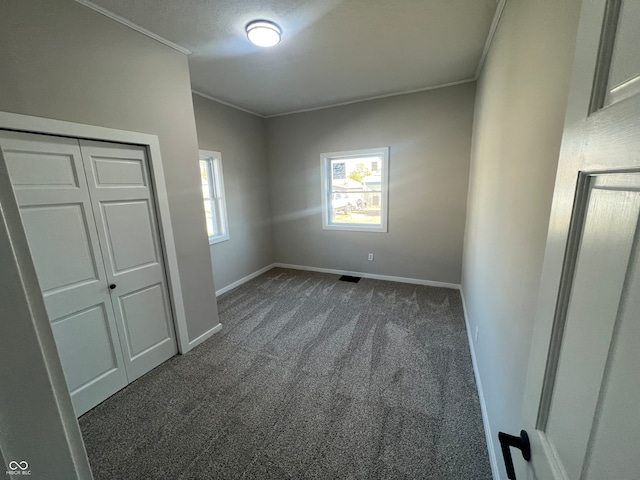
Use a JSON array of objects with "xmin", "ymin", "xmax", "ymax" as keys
[
  {"xmin": 266, "ymin": 83, "xmax": 475, "ymax": 284},
  {"xmin": 0, "ymin": 0, "xmax": 218, "ymax": 341},
  {"xmin": 461, "ymin": 0, "xmax": 581, "ymax": 477},
  {"xmin": 192, "ymin": 94, "xmax": 274, "ymax": 292}
]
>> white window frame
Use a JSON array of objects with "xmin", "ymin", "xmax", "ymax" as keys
[
  {"xmin": 199, "ymin": 150, "xmax": 229, "ymax": 244},
  {"xmin": 321, "ymin": 147, "xmax": 390, "ymax": 233}
]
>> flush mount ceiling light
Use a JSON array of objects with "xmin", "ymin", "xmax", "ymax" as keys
[{"xmin": 246, "ymin": 20, "xmax": 281, "ymax": 47}]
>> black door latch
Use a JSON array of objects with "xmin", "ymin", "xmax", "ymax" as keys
[{"xmin": 498, "ymin": 430, "xmax": 531, "ymax": 480}]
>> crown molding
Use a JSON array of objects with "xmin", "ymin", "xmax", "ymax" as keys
[
  {"xmin": 191, "ymin": 90, "xmax": 266, "ymax": 118},
  {"xmin": 265, "ymin": 78, "xmax": 476, "ymax": 118},
  {"xmin": 475, "ymin": 0, "xmax": 507, "ymax": 79},
  {"xmin": 74, "ymin": 0, "xmax": 191, "ymax": 55},
  {"xmin": 194, "ymin": 78, "xmax": 476, "ymax": 120}
]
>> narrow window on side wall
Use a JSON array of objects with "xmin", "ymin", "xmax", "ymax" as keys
[{"xmin": 199, "ymin": 150, "xmax": 229, "ymax": 244}]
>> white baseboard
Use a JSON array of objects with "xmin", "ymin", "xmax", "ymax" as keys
[
  {"xmin": 215, "ymin": 264, "xmax": 276, "ymax": 296},
  {"xmin": 213, "ymin": 262, "xmax": 459, "ymax": 298},
  {"xmin": 187, "ymin": 323, "xmax": 222, "ymax": 350},
  {"xmin": 273, "ymin": 263, "xmax": 460, "ymax": 290},
  {"xmin": 460, "ymin": 289, "xmax": 501, "ymax": 480}
]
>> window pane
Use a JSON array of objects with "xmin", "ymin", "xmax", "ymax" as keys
[
  {"xmin": 203, "ymin": 200, "xmax": 214, "ymax": 237},
  {"xmin": 211, "ymin": 198, "xmax": 220, "ymax": 237},
  {"xmin": 328, "ymin": 155, "xmax": 383, "ymax": 227},
  {"xmin": 200, "ymin": 160, "xmax": 211, "ymax": 200}
]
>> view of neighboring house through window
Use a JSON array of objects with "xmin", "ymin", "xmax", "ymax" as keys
[
  {"xmin": 321, "ymin": 147, "xmax": 389, "ymax": 232},
  {"xmin": 199, "ymin": 150, "xmax": 229, "ymax": 244}
]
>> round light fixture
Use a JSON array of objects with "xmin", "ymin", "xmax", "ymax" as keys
[{"xmin": 246, "ymin": 20, "xmax": 281, "ymax": 47}]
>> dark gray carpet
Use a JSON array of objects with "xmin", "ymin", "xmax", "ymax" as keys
[{"xmin": 79, "ymin": 268, "xmax": 492, "ymax": 479}]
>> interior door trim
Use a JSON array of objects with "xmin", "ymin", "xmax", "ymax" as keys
[{"xmin": 0, "ymin": 111, "xmax": 191, "ymax": 354}]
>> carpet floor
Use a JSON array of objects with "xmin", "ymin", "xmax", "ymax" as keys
[{"xmin": 79, "ymin": 268, "xmax": 492, "ymax": 479}]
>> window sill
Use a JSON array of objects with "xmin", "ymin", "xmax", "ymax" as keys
[
  {"xmin": 209, "ymin": 234, "xmax": 230, "ymax": 245},
  {"xmin": 322, "ymin": 224, "xmax": 387, "ymax": 233}
]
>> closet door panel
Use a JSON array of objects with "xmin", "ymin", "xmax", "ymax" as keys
[
  {"xmin": 118, "ymin": 283, "xmax": 171, "ymax": 359},
  {"xmin": 52, "ymin": 305, "xmax": 121, "ymax": 392},
  {"xmin": 19, "ymin": 203, "xmax": 98, "ymax": 292},
  {"xmin": 80, "ymin": 140, "xmax": 177, "ymax": 382},
  {"xmin": 100, "ymin": 199, "xmax": 158, "ymax": 273}
]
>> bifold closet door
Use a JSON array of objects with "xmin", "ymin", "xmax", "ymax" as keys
[
  {"xmin": 1, "ymin": 131, "xmax": 178, "ymax": 416},
  {"xmin": 0, "ymin": 131, "xmax": 128, "ymax": 416},
  {"xmin": 78, "ymin": 140, "xmax": 177, "ymax": 382}
]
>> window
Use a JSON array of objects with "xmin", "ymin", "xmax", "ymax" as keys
[
  {"xmin": 321, "ymin": 147, "xmax": 389, "ymax": 232},
  {"xmin": 199, "ymin": 150, "xmax": 229, "ymax": 244}
]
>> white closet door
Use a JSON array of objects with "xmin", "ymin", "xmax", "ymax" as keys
[
  {"xmin": 0, "ymin": 130, "xmax": 128, "ymax": 416},
  {"xmin": 79, "ymin": 140, "xmax": 177, "ymax": 382}
]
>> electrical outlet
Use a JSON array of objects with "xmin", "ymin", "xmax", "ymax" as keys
[
  {"xmin": 368, "ymin": 253, "xmax": 374, "ymax": 261},
  {"xmin": 475, "ymin": 326, "xmax": 479, "ymax": 344}
]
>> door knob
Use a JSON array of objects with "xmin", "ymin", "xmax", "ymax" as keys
[
  {"xmin": 498, "ymin": 430, "xmax": 531, "ymax": 480},
  {"xmin": 109, "ymin": 284, "xmax": 116, "ymax": 290}
]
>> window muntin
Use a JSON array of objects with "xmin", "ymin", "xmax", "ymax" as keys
[
  {"xmin": 321, "ymin": 147, "xmax": 389, "ymax": 232},
  {"xmin": 199, "ymin": 150, "xmax": 229, "ymax": 244}
]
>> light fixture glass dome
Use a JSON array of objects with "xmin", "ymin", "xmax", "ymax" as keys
[{"xmin": 246, "ymin": 20, "xmax": 281, "ymax": 47}]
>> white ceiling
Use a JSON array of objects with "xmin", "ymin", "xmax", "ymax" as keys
[{"xmin": 84, "ymin": 0, "xmax": 499, "ymax": 117}]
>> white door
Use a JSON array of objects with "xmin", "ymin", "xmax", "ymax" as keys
[
  {"xmin": 1, "ymin": 132, "xmax": 177, "ymax": 416},
  {"xmin": 0, "ymin": 131, "xmax": 128, "ymax": 416},
  {"xmin": 512, "ymin": 1, "xmax": 640, "ymax": 479},
  {"xmin": 79, "ymin": 140, "xmax": 177, "ymax": 382}
]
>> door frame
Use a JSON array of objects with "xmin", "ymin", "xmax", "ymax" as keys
[{"xmin": 0, "ymin": 111, "xmax": 191, "ymax": 354}]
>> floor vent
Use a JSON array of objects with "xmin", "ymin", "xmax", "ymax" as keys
[{"xmin": 339, "ymin": 275, "xmax": 361, "ymax": 283}]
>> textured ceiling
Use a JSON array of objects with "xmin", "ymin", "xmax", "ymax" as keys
[{"xmin": 86, "ymin": 0, "xmax": 498, "ymax": 116}]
